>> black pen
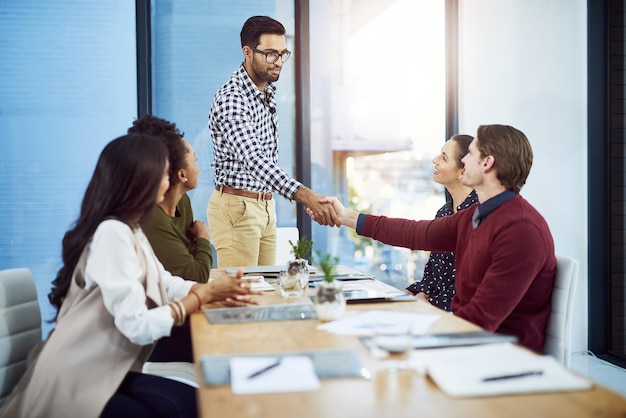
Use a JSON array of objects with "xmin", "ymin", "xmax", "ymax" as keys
[
  {"xmin": 247, "ymin": 358, "xmax": 282, "ymax": 379},
  {"xmin": 482, "ymin": 370, "xmax": 543, "ymax": 382}
]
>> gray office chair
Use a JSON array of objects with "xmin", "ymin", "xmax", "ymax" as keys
[
  {"xmin": 0, "ymin": 268, "xmax": 42, "ymax": 406},
  {"xmin": 275, "ymin": 226, "xmax": 299, "ymax": 266},
  {"xmin": 543, "ymin": 255, "xmax": 578, "ymax": 369}
]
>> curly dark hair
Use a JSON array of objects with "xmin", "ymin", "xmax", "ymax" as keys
[
  {"xmin": 48, "ymin": 134, "xmax": 168, "ymax": 317},
  {"xmin": 128, "ymin": 114, "xmax": 187, "ymax": 190}
]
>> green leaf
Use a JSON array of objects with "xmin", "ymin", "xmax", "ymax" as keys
[{"xmin": 288, "ymin": 235, "xmax": 313, "ymax": 259}]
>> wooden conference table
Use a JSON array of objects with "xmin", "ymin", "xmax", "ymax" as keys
[{"xmin": 191, "ymin": 272, "xmax": 626, "ymax": 418}]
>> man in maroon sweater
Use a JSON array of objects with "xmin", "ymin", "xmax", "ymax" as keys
[{"xmin": 320, "ymin": 125, "xmax": 556, "ymax": 352}]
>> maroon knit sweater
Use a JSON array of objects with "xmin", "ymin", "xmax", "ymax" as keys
[{"xmin": 361, "ymin": 194, "xmax": 556, "ymax": 352}]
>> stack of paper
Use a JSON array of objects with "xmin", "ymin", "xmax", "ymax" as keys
[{"xmin": 419, "ymin": 343, "xmax": 593, "ymax": 397}]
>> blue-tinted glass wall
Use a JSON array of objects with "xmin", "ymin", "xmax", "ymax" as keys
[
  {"xmin": 0, "ymin": 1, "xmax": 137, "ymax": 336},
  {"xmin": 151, "ymin": 0, "xmax": 297, "ymax": 231}
]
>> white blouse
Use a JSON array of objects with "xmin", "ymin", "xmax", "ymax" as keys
[{"xmin": 83, "ymin": 219, "xmax": 193, "ymax": 345}]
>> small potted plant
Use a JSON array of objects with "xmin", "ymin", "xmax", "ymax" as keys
[
  {"xmin": 288, "ymin": 235, "xmax": 313, "ymax": 267},
  {"xmin": 313, "ymin": 250, "xmax": 346, "ymax": 321}
]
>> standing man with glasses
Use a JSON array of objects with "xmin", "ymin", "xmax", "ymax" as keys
[{"xmin": 207, "ymin": 16, "xmax": 339, "ymax": 268}]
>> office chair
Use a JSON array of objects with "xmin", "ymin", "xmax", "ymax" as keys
[
  {"xmin": 0, "ymin": 268, "xmax": 42, "ymax": 406},
  {"xmin": 275, "ymin": 226, "xmax": 299, "ymax": 266},
  {"xmin": 543, "ymin": 255, "xmax": 579, "ymax": 369},
  {"xmin": 142, "ymin": 361, "xmax": 198, "ymax": 388}
]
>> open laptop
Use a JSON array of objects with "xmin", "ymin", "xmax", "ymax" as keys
[
  {"xmin": 342, "ymin": 289, "xmax": 416, "ymax": 304},
  {"xmin": 308, "ymin": 272, "xmax": 373, "ymax": 282},
  {"xmin": 225, "ymin": 264, "xmax": 316, "ymax": 277},
  {"xmin": 225, "ymin": 264, "xmax": 372, "ymax": 280},
  {"xmin": 313, "ymin": 279, "xmax": 416, "ymax": 304},
  {"xmin": 308, "ymin": 289, "xmax": 414, "ymax": 305}
]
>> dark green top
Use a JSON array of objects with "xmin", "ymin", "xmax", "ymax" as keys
[{"xmin": 144, "ymin": 193, "xmax": 212, "ymax": 283}]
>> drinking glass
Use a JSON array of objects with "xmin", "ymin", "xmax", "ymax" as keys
[
  {"xmin": 279, "ymin": 270, "xmax": 305, "ymax": 300},
  {"xmin": 371, "ymin": 321, "xmax": 412, "ymax": 371}
]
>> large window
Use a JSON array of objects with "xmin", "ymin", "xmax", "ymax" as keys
[
  {"xmin": 148, "ymin": 1, "xmax": 446, "ymax": 291},
  {"xmin": 0, "ymin": 1, "xmax": 137, "ymax": 337},
  {"xmin": 309, "ymin": 0, "xmax": 447, "ymax": 290}
]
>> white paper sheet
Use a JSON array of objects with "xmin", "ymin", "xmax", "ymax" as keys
[
  {"xmin": 230, "ymin": 356, "xmax": 321, "ymax": 395},
  {"xmin": 242, "ymin": 275, "xmax": 275, "ymax": 291},
  {"xmin": 419, "ymin": 343, "xmax": 593, "ymax": 397},
  {"xmin": 316, "ymin": 310, "xmax": 440, "ymax": 336}
]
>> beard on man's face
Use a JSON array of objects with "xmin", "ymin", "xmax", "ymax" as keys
[{"xmin": 251, "ymin": 59, "xmax": 281, "ymax": 83}]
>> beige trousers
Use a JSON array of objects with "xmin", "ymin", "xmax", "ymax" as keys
[{"xmin": 207, "ymin": 189, "xmax": 277, "ymax": 268}]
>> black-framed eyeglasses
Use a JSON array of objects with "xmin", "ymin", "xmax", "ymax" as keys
[{"xmin": 251, "ymin": 47, "xmax": 291, "ymax": 64}]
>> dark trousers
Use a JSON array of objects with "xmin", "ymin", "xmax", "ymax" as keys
[
  {"xmin": 101, "ymin": 371, "xmax": 197, "ymax": 417},
  {"xmin": 147, "ymin": 318, "xmax": 193, "ymax": 363}
]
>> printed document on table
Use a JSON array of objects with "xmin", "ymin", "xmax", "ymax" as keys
[
  {"xmin": 317, "ymin": 310, "xmax": 440, "ymax": 336},
  {"xmin": 230, "ymin": 356, "xmax": 321, "ymax": 395}
]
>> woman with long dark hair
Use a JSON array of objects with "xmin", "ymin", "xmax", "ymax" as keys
[
  {"xmin": 1, "ymin": 134, "xmax": 259, "ymax": 418},
  {"xmin": 405, "ymin": 135, "xmax": 478, "ymax": 311}
]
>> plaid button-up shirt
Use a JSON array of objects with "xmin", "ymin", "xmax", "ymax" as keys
[{"xmin": 209, "ymin": 64, "xmax": 301, "ymax": 200}]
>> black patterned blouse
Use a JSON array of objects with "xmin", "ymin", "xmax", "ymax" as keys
[{"xmin": 406, "ymin": 190, "xmax": 478, "ymax": 311}]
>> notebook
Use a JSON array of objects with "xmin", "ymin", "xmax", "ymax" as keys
[
  {"xmin": 359, "ymin": 330, "xmax": 517, "ymax": 350},
  {"xmin": 203, "ymin": 303, "xmax": 318, "ymax": 324},
  {"xmin": 407, "ymin": 330, "xmax": 518, "ymax": 348},
  {"xmin": 201, "ymin": 349, "xmax": 365, "ymax": 386},
  {"xmin": 360, "ymin": 331, "xmax": 517, "ymax": 349},
  {"xmin": 423, "ymin": 343, "xmax": 593, "ymax": 397}
]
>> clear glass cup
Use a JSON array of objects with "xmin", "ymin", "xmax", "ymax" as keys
[
  {"xmin": 371, "ymin": 321, "xmax": 412, "ymax": 371},
  {"xmin": 279, "ymin": 270, "xmax": 305, "ymax": 300}
]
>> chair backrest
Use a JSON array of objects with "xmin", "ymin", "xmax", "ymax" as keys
[
  {"xmin": 0, "ymin": 268, "xmax": 42, "ymax": 406},
  {"xmin": 275, "ymin": 227, "xmax": 299, "ymax": 266},
  {"xmin": 543, "ymin": 255, "xmax": 578, "ymax": 368}
]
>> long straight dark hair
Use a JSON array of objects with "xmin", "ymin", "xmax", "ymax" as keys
[{"xmin": 48, "ymin": 134, "xmax": 168, "ymax": 316}]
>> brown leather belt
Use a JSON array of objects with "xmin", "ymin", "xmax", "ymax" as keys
[{"xmin": 216, "ymin": 186, "xmax": 272, "ymax": 201}]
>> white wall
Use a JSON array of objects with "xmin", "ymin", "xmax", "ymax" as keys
[{"xmin": 458, "ymin": 0, "xmax": 588, "ymax": 353}]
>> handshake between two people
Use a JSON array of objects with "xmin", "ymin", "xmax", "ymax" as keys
[{"xmin": 305, "ymin": 196, "xmax": 358, "ymax": 230}]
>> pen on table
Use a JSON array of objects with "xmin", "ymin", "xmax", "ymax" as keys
[
  {"xmin": 247, "ymin": 358, "xmax": 282, "ymax": 379},
  {"xmin": 482, "ymin": 370, "xmax": 543, "ymax": 382}
]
